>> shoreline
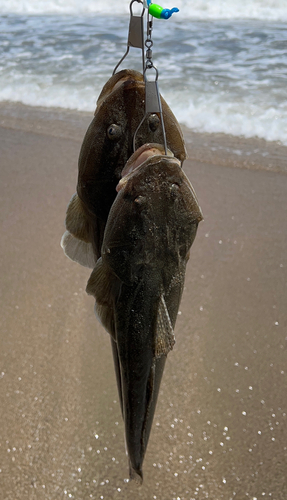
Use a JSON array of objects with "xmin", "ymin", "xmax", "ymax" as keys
[{"xmin": 1, "ymin": 100, "xmax": 286, "ymax": 175}]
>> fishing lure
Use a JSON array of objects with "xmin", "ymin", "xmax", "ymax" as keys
[{"xmin": 143, "ymin": 0, "xmax": 179, "ymax": 19}]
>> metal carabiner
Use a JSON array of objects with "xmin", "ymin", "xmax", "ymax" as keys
[
  {"xmin": 133, "ymin": 64, "xmax": 168, "ymax": 154},
  {"xmin": 113, "ymin": 0, "xmax": 145, "ymax": 75}
]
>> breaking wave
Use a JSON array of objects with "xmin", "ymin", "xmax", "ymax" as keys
[{"xmin": 0, "ymin": 0, "xmax": 287, "ymax": 21}]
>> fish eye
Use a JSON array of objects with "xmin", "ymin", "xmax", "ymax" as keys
[
  {"xmin": 170, "ymin": 183, "xmax": 180, "ymax": 196},
  {"xmin": 148, "ymin": 114, "xmax": 160, "ymax": 132},
  {"xmin": 107, "ymin": 124, "xmax": 122, "ymax": 140},
  {"xmin": 134, "ymin": 195, "xmax": 146, "ymax": 204}
]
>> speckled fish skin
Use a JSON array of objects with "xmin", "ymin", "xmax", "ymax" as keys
[
  {"xmin": 86, "ymin": 150, "xmax": 203, "ymax": 482},
  {"xmin": 62, "ymin": 69, "xmax": 186, "ymax": 262}
]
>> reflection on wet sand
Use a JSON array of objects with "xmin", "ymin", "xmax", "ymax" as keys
[{"xmin": 0, "ymin": 107, "xmax": 286, "ymax": 499}]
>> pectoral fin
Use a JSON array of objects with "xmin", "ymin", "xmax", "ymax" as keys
[
  {"xmin": 86, "ymin": 257, "xmax": 117, "ymax": 339},
  {"xmin": 94, "ymin": 301, "xmax": 115, "ymax": 339},
  {"xmin": 155, "ymin": 295, "xmax": 175, "ymax": 358},
  {"xmin": 86, "ymin": 257, "xmax": 111, "ymax": 301},
  {"xmin": 65, "ymin": 193, "xmax": 91, "ymax": 242},
  {"xmin": 61, "ymin": 230, "xmax": 96, "ymax": 268}
]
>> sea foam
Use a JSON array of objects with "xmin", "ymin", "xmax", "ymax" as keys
[
  {"xmin": 171, "ymin": 94, "xmax": 287, "ymax": 145},
  {"xmin": 1, "ymin": 74, "xmax": 286, "ymax": 145},
  {"xmin": 1, "ymin": 0, "xmax": 287, "ymax": 21}
]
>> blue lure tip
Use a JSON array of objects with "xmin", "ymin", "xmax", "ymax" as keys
[{"xmin": 160, "ymin": 7, "xmax": 179, "ymax": 19}]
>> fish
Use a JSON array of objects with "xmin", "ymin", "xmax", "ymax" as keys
[
  {"xmin": 86, "ymin": 144, "xmax": 203, "ymax": 482},
  {"xmin": 60, "ymin": 69, "xmax": 202, "ymax": 482},
  {"xmin": 61, "ymin": 69, "xmax": 187, "ymax": 264}
]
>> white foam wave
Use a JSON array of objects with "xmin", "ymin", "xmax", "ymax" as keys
[
  {"xmin": 169, "ymin": 91, "xmax": 287, "ymax": 144},
  {"xmin": 1, "ymin": 75, "xmax": 286, "ymax": 145},
  {"xmin": 0, "ymin": 75, "xmax": 100, "ymax": 112},
  {"xmin": 1, "ymin": 0, "xmax": 287, "ymax": 21},
  {"xmin": 0, "ymin": 0, "xmax": 127, "ymax": 15}
]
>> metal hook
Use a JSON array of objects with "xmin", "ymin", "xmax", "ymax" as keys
[
  {"xmin": 113, "ymin": 0, "xmax": 145, "ymax": 75},
  {"xmin": 133, "ymin": 65, "xmax": 168, "ymax": 154}
]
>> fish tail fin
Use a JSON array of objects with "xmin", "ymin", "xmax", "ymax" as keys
[{"xmin": 129, "ymin": 462, "xmax": 143, "ymax": 485}]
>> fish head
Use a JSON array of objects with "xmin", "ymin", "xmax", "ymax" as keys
[
  {"xmin": 116, "ymin": 142, "xmax": 202, "ymax": 224},
  {"xmin": 77, "ymin": 70, "xmax": 187, "ymax": 225},
  {"xmin": 102, "ymin": 143, "xmax": 203, "ymax": 286}
]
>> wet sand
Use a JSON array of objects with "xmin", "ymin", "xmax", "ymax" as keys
[{"xmin": 0, "ymin": 104, "xmax": 286, "ymax": 500}]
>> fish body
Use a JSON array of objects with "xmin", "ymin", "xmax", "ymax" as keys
[
  {"xmin": 86, "ymin": 146, "xmax": 203, "ymax": 481},
  {"xmin": 62, "ymin": 69, "xmax": 186, "ymax": 263}
]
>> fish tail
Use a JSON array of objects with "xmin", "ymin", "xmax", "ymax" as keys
[{"xmin": 129, "ymin": 461, "xmax": 143, "ymax": 485}]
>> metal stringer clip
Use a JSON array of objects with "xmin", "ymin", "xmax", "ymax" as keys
[
  {"xmin": 113, "ymin": 0, "xmax": 145, "ymax": 75},
  {"xmin": 133, "ymin": 13, "xmax": 168, "ymax": 154}
]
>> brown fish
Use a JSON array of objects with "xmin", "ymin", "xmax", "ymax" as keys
[
  {"xmin": 86, "ymin": 144, "xmax": 203, "ymax": 482},
  {"xmin": 60, "ymin": 70, "xmax": 201, "ymax": 482},
  {"xmin": 61, "ymin": 69, "xmax": 186, "ymax": 264}
]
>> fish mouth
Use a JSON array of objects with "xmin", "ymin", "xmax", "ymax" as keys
[{"xmin": 116, "ymin": 143, "xmax": 181, "ymax": 192}]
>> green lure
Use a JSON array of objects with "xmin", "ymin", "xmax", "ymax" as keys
[{"xmin": 147, "ymin": 3, "xmax": 179, "ymax": 19}]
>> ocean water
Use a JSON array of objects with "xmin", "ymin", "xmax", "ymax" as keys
[{"xmin": 0, "ymin": 0, "xmax": 286, "ymax": 144}]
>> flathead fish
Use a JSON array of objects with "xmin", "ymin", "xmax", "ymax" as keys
[
  {"xmin": 61, "ymin": 69, "xmax": 186, "ymax": 264},
  {"xmin": 61, "ymin": 70, "xmax": 202, "ymax": 482},
  {"xmin": 86, "ymin": 144, "xmax": 203, "ymax": 482}
]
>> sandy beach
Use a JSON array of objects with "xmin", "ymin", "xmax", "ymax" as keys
[{"xmin": 0, "ymin": 103, "xmax": 286, "ymax": 500}]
